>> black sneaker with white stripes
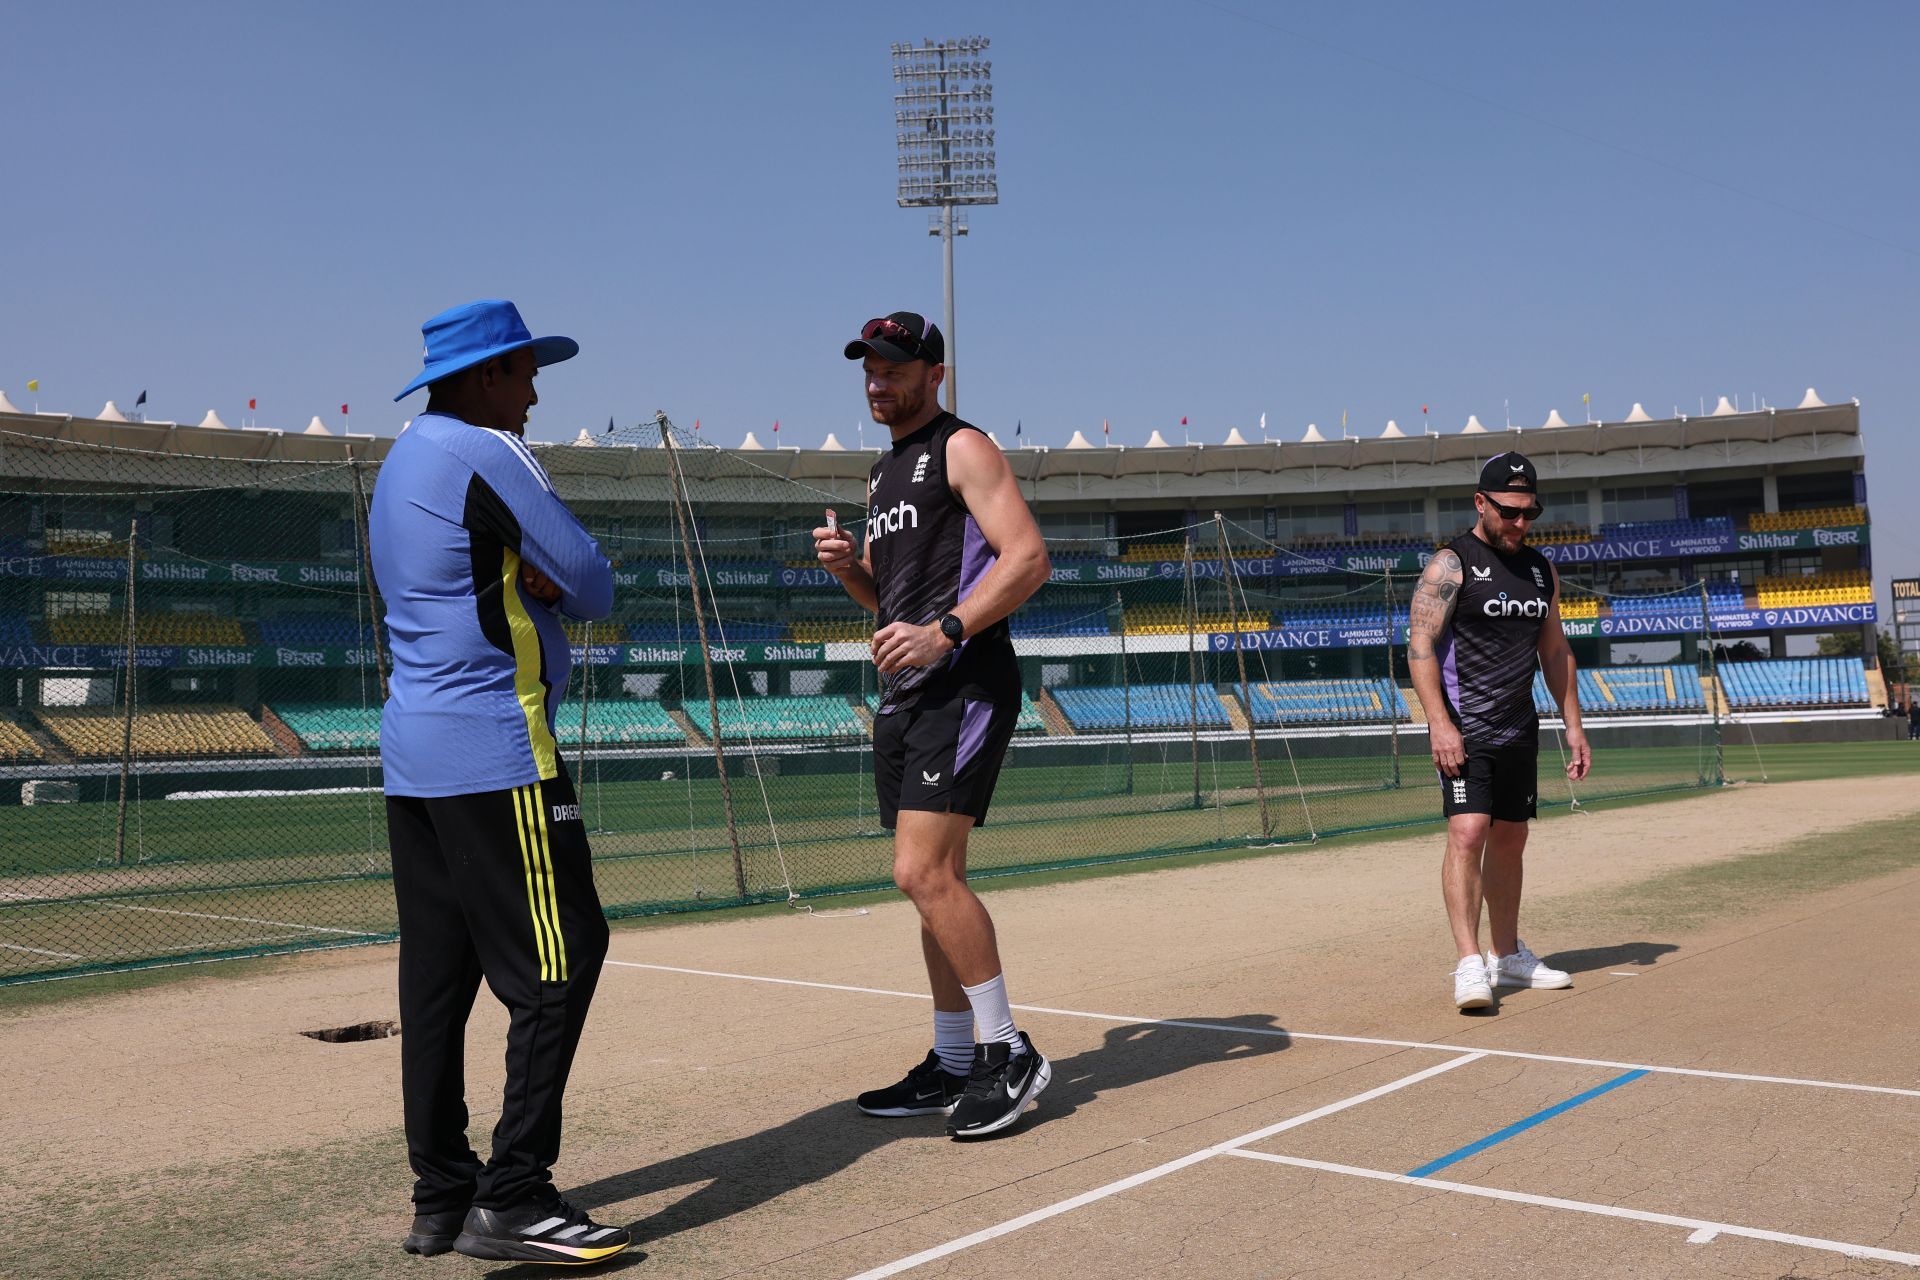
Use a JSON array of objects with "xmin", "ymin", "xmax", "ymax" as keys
[
  {"xmin": 401, "ymin": 1207, "xmax": 466, "ymax": 1256},
  {"xmin": 946, "ymin": 1031, "xmax": 1051, "ymax": 1139},
  {"xmin": 452, "ymin": 1196, "xmax": 631, "ymax": 1266},
  {"xmin": 855, "ymin": 1049, "xmax": 968, "ymax": 1117}
]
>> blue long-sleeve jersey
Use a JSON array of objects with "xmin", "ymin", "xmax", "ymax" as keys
[{"xmin": 369, "ymin": 413, "xmax": 613, "ymax": 797}]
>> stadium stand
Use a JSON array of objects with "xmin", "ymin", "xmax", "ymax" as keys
[
  {"xmin": 1124, "ymin": 605, "xmax": 1272, "ymax": 635},
  {"xmin": 788, "ymin": 618, "xmax": 872, "ymax": 643},
  {"xmin": 1747, "ymin": 505, "xmax": 1866, "ymax": 531},
  {"xmin": 35, "ymin": 705, "xmax": 274, "ymax": 760},
  {"xmin": 1273, "ymin": 602, "xmax": 1405, "ymax": 629},
  {"xmin": 1117, "ymin": 541, "xmax": 1185, "ymax": 563},
  {"xmin": 257, "ymin": 616, "xmax": 381, "ymax": 647},
  {"xmin": 0, "ymin": 718, "xmax": 44, "ymax": 763},
  {"xmin": 272, "ymin": 703, "xmax": 381, "ymax": 752},
  {"xmin": 1241, "ymin": 678, "xmax": 1409, "ymax": 725},
  {"xmin": 687, "ymin": 695, "xmax": 865, "ymax": 741},
  {"xmin": 48, "ymin": 612, "xmax": 246, "ymax": 646},
  {"xmin": 1558, "ymin": 595, "xmax": 1601, "ymax": 619},
  {"xmin": 1008, "ymin": 606, "xmax": 1111, "ymax": 638},
  {"xmin": 1717, "ymin": 658, "xmax": 1869, "ymax": 708},
  {"xmin": 1597, "ymin": 516, "xmax": 1734, "ymax": 540},
  {"xmin": 1755, "ymin": 570, "xmax": 1872, "ymax": 608},
  {"xmin": 554, "ymin": 700, "xmax": 687, "ymax": 745},
  {"xmin": 1526, "ymin": 522, "xmax": 1594, "ymax": 545},
  {"xmin": 1530, "ymin": 664, "xmax": 1707, "ymax": 715},
  {"xmin": 1053, "ymin": 683, "xmax": 1231, "ymax": 731},
  {"xmin": 616, "ymin": 619, "xmax": 787, "ymax": 643}
]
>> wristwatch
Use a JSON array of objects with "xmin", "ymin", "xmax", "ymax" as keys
[{"xmin": 937, "ymin": 612, "xmax": 965, "ymax": 644}]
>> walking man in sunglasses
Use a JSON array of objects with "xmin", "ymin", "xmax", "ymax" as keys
[
  {"xmin": 814, "ymin": 310, "xmax": 1054, "ymax": 1137},
  {"xmin": 1406, "ymin": 452, "xmax": 1590, "ymax": 1010}
]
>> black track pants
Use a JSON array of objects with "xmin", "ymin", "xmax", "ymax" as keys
[{"xmin": 388, "ymin": 768, "xmax": 609, "ymax": 1213}]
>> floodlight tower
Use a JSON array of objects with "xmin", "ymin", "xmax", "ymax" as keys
[{"xmin": 891, "ymin": 37, "xmax": 997, "ymax": 415}]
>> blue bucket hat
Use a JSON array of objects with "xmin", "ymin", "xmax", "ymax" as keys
[{"xmin": 394, "ymin": 299, "xmax": 579, "ymax": 401}]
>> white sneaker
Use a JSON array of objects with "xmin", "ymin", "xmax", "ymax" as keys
[
  {"xmin": 1485, "ymin": 941, "xmax": 1573, "ymax": 990},
  {"xmin": 1453, "ymin": 955, "xmax": 1493, "ymax": 1009}
]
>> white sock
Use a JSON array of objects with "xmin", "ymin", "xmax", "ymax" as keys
[
  {"xmin": 932, "ymin": 1009, "xmax": 974, "ymax": 1075},
  {"xmin": 961, "ymin": 973, "xmax": 1020, "ymax": 1051}
]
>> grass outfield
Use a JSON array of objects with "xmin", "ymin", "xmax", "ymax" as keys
[{"xmin": 1, "ymin": 739, "xmax": 1911, "ymax": 984}]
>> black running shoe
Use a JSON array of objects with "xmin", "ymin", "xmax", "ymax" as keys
[
  {"xmin": 947, "ymin": 1032, "xmax": 1051, "ymax": 1139},
  {"xmin": 452, "ymin": 1196, "xmax": 631, "ymax": 1266},
  {"xmin": 855, "ymin": 1049, "xmax": 969, "ymax": 1117},
  {"xmin": 402, "ymin": 1208, "xmax": 466, "ymax": 1256}
]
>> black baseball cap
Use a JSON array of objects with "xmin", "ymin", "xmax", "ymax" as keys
[
  {"xmin": 844, "ymin": 311, "xmax": 945, "ymax": 365},
  {"xmin": 1478, "ymin": 451, "xmax": 1538, "ymax": 494}
]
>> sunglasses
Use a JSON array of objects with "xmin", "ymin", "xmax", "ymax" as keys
[
  {"xmin": 860, "ymin": 317, "xmax": 931, "ymax": 360},
  {"xmin": 1480, "ymin": 493, "xmax": 1544, "ymax": 522}
]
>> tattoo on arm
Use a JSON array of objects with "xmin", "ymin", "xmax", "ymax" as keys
[{"xmin": 1406, "ymin": 551, "xmax": 1462, "ymax": 663}]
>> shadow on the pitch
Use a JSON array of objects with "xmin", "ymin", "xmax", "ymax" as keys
[
  {"xmin": 1544, "ymin": 941, "xmax": 1678, "ymax": 974},
  {"xmin": 566, "ymin": 1013, "xmax": 1289, "ymax": 1246}
]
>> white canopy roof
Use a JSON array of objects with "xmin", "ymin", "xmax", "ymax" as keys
[
  {"xmin": 819, "ymin": 432, "xmax": 845, "ymax": 451},
  {"xmin": 0, "ymin": 391, "xmax": 19, "ymax": 415},
  {"xmin": 1624, "ymin": 402, "xmax": 1653, "ymax": 423},
  {"xmin": 197, "ymin": 410, "xmax": 230, "ymax": 430},
  {"xmin": 1462, "ymin": 415, "xmax": 1487, "ymax": 434},
  {"xmin": 1064, "ymin": 429, "xmax": 1095, "ymax": 449},
  {"xmin": 1711, "ymin": 395, "xmax": 1739, "ymax": 416},
  {"xmin": 1301, "ymin": 423, "xmax": 1326, "ymax": 443},
  {"xmin": 304, "ymin": 416, "xmax": 332, "ymax": 435},
  {"xmin": 1222, "ymin": 427, "xmax": 1249, "ymax": 445},
  {"xmin": 97, "ymin": 400, "xmax": 129, "ymax": 422},
  {"xmin": 1143, "ymin": 429, "xmax": 1171, "ymax": 448},
  {"xmin": 1797, "ymin": 387, "xmax": 1826, "ymax": 408},
  {"xmin": 1381, "ymin": 419, "xmax": 1405, "ymax": 438},
  {"xmin": 572, "ymin": 428, "xmax": 596, "ymax": 447},
  {"xmin": 738, "ymin": 431, "xmax": 764, "ymax": 450},
  {"xmin": 1541, "ymin": 409, "xmax": 1570, "ymax": 428}
]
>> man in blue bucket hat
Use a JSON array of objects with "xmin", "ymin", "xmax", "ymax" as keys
[{"xmin": 370, "ymin": 300, "xmax": 628, "ymax": 1265}]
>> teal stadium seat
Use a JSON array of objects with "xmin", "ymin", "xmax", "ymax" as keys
[
  {"xmin": 273, "ymin": 703, "xmax": 382, "ymax": 752},
  {"xmin": 554, "ymin": 700, "xmax": 686, "ymax": 745},
  {"xmin": 866, "ymin": 691, "xmax": 1047, "ymax": 733},
  {"xmin": 1717, "ymin": 658, "xmax": 1867, "ymax": 709},
  {"xmin": 690, "ymin": 695, "xmax": 865, "ymax": 741},
  {"xmin": 1530, "ymin": 665, "xmax": 1706, "ymax": 714}
]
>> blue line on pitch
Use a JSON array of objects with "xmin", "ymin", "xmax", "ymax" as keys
[{"xmin": 1406, "ymin": 1069, "xmax": 1649, "ymax": 1179}]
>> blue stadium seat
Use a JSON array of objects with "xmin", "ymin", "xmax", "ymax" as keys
[
  {"xmin": 1717, "ymin": 658, "xmax": 1869, "ymax": 709},
  {"xmin": 1052, "ymin": 684, "xmax": 1231, "ymax": 731},
  {"xmin": 1239, "ymin": 679, "xmax": 1409, "ymax": 725}
]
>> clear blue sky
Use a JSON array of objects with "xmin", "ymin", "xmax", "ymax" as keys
[{"xmin": 5, "ymin": 3, "xmax": 1916, "ymax": 587}]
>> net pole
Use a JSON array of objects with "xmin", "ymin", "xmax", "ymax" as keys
[
  {"xmin": 1216, "ymin": 513, "xmax": 1271, "ymax": 840},
  {"xmin": 1383, "ymin": 568, "xmax": 1402, "ymax": 788},
  {"xmin": 662, "ymin": 418, "xmax": 748, "ymax": 899},
  {"xmin": 1184, "ymin": 538, "xmax": 1202, "ymax": 810},
  {"xmin": 349, "ymin": 449, "xmax": 390, "ymax": 704},
  {"xmin": 1698, "ymin": 577, "xmax": 1726, "ymax": 786},
  {"xmin": 1116, "ymin": 589, "xmax": 1134, "ymax": 795},
  {"xmin": 113, "ymin": 515, "xmax": 138, "ymax": 866}
]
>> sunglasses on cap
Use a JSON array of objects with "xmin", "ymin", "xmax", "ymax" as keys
[
  {"xmin": 1480, "ymin": 492, "xmax": 1544, "ymax": 522},
  {"xmin": 860, "ymin": 316, "xmax": 933, "ymax": 360}
]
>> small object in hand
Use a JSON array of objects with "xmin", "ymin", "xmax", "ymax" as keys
[{"xmin": 825, "ymin": 508, "xmax": 839, "ymax": 535}]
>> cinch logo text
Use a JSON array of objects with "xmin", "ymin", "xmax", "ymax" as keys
[
  {"xmin": 868, "ymin": 500, "xmax": 920, "ymax": 541},
  {"xmin": 1483, "ymin": 593, "xmax": 1550, "ymax": 619}
]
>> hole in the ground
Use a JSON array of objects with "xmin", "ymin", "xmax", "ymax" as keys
[{"xmin": 301, "ymin": 1019, "xmax": 400, "ymax": 1043}]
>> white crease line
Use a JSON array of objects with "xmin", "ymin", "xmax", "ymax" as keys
[
  {"xmin": 1, "ymin": 942, "xmax": 84, "ymax": 959},
  {"xmin": 104, "ymin": 904, "xmax": 381, "ymax": 937},
  {"xmin": 1225, "ymin": 1152, "xmax": 1920, "ymax": 1269},
  {"xmin": 1608, "ymin": 971, "xmax": 1642, "ymax": 977},
  {"xmin": 843, "ymin": 1053, "xmax": 1484, "ymax": 1280},
  {"xmin": 605, "ymin": 961, "xmax": 1920, "ymax": 1099}
]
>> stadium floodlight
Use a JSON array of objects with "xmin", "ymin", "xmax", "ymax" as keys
[{"xmin": 891, "ymin": 36, "xmax": 996, "ymax": 415}]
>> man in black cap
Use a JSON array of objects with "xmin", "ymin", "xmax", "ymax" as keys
[
  {"xmin": 1406, "ymin": 451, "xmax": 1590, "ymax": 1011},
  {"xmin": 812, "ymin": 311, "xmax": 1055, "ymax": 1138}
]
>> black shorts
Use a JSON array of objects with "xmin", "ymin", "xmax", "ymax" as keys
[
  {"xmin": 874, "ymin": 694, "xmax": 1019, "ymax": 829},
  {"xmin": 1438, "ymin": 738, "xmax": 1538, "ymax": 822}
]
